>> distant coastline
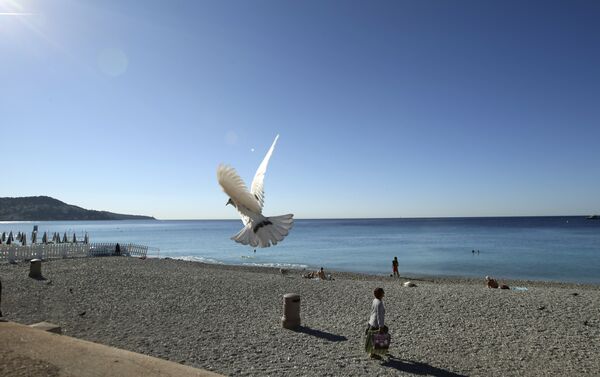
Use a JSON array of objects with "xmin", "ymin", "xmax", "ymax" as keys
[{"xmin": 0, "ymin": 196, "xmax": 155, "ymax": 221}]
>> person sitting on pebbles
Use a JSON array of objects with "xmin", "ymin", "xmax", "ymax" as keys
[
  {"xmin": 486, "ymin": 276, "xmax": 499, "ymax": 288},
  {"xmin": 486, "ymin": 276, "xmax": 510, "ymax": 289},
  {"xmin": 317, "ymin": 267, "xmax": 326, "ymax": 280},
  {"xmin": 302, "ymin": 267, "xmax": 333, "ymax": 280}
]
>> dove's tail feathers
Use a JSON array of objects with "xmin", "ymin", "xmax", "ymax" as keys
[
  {"xmin": 231, "ymin": 214, "xmax": 294, "ymax": 248},
  {"xmin": 231, "ymin": 225, "xmax": 256, "ymax": 246}
]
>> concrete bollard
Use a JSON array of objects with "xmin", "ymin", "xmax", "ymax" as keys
[
  {"xmin": 281, "ymin": 293, "xmax": 301, "ymax": 329},
  {"xmin": 29, "ymin": 259, "xmax": 42, "ymax": 279}
]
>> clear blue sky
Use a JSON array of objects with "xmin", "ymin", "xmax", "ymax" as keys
[{"xmin": 1, "ymin": 0, "xmax": 599, "ymax": 219}]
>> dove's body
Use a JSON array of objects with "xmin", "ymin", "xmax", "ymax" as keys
[{"xmin": 217, "ymin": 135, "xmax": 294, "ymax": 248}]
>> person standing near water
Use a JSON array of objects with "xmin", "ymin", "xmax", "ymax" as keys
[{"xmin": 392, "ymin": 257, "xmax": 399, "ymax": 278}]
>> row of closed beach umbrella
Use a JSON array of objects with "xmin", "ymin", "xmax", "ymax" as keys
[{"xmin": 0, "ymin": 230, "xmax": 89, "ymax": 246}]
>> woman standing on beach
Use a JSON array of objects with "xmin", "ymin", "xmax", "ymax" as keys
[
  {"xmin": 392, "ymin": 257, "xmax": 399, "ymax": 278},
  {"xmin": 365, "ymin": 287, "xmax": 388, "ymax": 359}
]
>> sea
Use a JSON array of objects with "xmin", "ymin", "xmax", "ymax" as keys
[{"xmin": 1, "ymin": 217, "xmax": 599, "ymax": 284}]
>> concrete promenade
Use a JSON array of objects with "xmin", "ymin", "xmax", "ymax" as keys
[{"xmin": 0, "ymin": 321, "xmax": 224, "ymax": 377}]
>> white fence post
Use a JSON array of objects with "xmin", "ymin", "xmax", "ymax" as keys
[{"xmin": 8, "ymin": 246, "xmax": 15, "ymax": 264}]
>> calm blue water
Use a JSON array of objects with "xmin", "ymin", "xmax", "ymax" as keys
[{"xmin": 2, "ymin": 217, "xmax": 599, "ymax": 284}]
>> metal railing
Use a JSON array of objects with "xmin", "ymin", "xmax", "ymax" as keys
[{"xmin": 0, "ymin": 242, "xmax": 151, "ymax": 263}]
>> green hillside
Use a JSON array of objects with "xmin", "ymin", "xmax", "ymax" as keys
[{"xmin": 0, "ymin": 196, "xmax": 155, "ymax": 221}]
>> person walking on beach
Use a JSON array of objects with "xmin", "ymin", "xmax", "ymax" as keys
[
  {"xmin": 365, "ymin": 287, "xmax": 388, "ymax": 359},
  {"xmin": 392, "ymin": 257, "xmax": 399, "ymax": 278}
]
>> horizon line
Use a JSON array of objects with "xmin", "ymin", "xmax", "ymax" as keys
[
  {"xmin": 1, "ymin": 215, "xmax": 596, "ymax": 224},
  {"xmin": 143, "ymin": 214, "xmax": 595, "ymax": 221}
]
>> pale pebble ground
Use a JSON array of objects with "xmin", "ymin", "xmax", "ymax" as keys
[{"xmin": 1, "ymin": 257, "xmax": 599, "ymax": 376}]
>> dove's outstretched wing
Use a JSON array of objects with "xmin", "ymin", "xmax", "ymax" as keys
[
  {"xmin": 251, "ymin": 134, "xmax": 279, "ymax": 210},
  {"xmin": 217, "ymin": 135, "xmax": 293, "ymax": 248},
  {"xmin": 217, "ymin": 164, "xmax": 261, "ymax": 217}
]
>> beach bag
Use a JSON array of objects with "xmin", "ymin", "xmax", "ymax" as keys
[
  {"xmin": 365, "ymin": 328, "xmax": 391, "ymax": 355},
  {"xmin": 372, "ymin": 332, "xmax": 391, "ymax": 350}
]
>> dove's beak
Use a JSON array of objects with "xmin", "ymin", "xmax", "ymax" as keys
[{"xmin": 226, "ymin": 198, "xmax": 233, "ymax": 206}]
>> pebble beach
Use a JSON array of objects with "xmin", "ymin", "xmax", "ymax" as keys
[{"xmin": 1, "ymin": 257, "xmax": 599, "ymax": 376}]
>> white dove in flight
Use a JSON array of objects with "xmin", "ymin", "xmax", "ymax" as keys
[{"xmin": 217, "ymin": 135, "xmax": 294, "ymax": 248}]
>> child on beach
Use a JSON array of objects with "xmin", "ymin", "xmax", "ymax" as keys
[{"xmin": 365, "ymin": 287, "xmax": 389, "ymax": 359}]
